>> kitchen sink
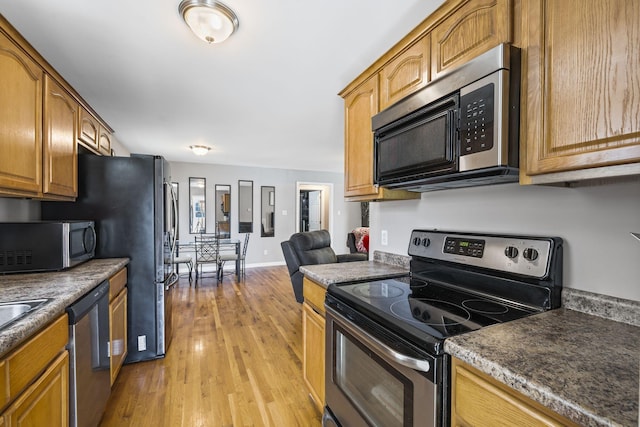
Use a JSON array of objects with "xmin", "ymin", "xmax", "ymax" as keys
[{"xmin": 0, "ymin": 299, "xmax": 49, "ymax": 331}]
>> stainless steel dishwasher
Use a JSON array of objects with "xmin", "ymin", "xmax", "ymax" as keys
[{"xmin": 66, "ymin": 280, "xmax": 111, "ymax": 427}]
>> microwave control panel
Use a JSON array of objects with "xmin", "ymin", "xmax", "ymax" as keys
[{"xmin": 459, "ymin": 83, "xmax": 494, "ymax": 156}]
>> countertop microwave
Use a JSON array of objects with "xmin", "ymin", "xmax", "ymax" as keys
[
  {"xmin": 372, "ymin": 44, "xmax": 521, "ymax": 192},
  {"xmin": 0, "ymin": 221, "xmax": 96, "ymax": 273}
]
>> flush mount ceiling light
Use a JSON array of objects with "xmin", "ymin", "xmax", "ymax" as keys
[
  {"xmin": 189, "ymin": 145, "xmax": 211, "ymax": 155},
  {"xmin": 179, "ymin": 0, "xmax": 239, "ymax": 44}
]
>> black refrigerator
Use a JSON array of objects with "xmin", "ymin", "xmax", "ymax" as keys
[{"xmin": 42, "ymin": 153, "xmax": 178, "ymax": 363}]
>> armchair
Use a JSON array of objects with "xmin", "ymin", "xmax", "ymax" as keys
[{"xmin": 281, "ymin": 230, "xmax": 368, "ymax": 303}]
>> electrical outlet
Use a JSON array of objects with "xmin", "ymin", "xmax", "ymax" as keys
[
  {"xmin": 138, "ymin": 335, "xmax": 147, "ymax": 352},
  {"xmin": 381, "ymin": 230, "xmax": 388, "ymax": 246},
  {"xmin": 282, "ymin": 210, "xmax": 288, "ymax": 216},
  {"xmin": 263, "ymin": 249, "xmax": 268, "ymax": 255}
]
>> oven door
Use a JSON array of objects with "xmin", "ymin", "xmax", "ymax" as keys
[{"xmin": 324, "ymin": 305, "xmax": 442, "ymax": 427}]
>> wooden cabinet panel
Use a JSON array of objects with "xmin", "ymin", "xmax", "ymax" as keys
[
  {"xmin": 0, "ymin": 30, "xmax": 43, "ymax": 196},
  {"xmin": 431, "ymin": 0, "xmax": 511, "ymax": 80},
  {"xmin": 451, "ymin": 357, "xmax": 579, "ymax": 427},
  {"xmin": 98, "ymin": 125, "xmax": 112, "ymax": 156},
  {"xmin": 3, "ymin": 351, "xmax": 68, "ymax": 427},
  {"xmin": 302, "ymin": 302, "xmax": 325, "ymax": 413},
  {"xmin": 78, "ymin": 107, "xmax": 99, "ymax": 152},
  {"xmin": 108, "ymin": 267, "xmax": 127, "ymax": 300},
  {"xmin": 302, "ymin": 277, "xmax": 326, "ymax": 314},
  {"xmin": 5, "ymin": 315, "xmax": 68, "ymax": 401},
  {"xmin": 109, "ymin": 288, "xmax": 127, "ymax": 386},
  {"xmin": 43, "ymin": 75, "xmax": 78, "ymax": 198},
  {"xmin": 524, "ymin": 0, "xmax": 640, "ymax": 177},
  {"xmin": 344, "ymin": 76, "xmax": 379, "ymax": 199},
  {"xmin": 379, "ymin": 34, "xmax": 431, "ymax": 110}
]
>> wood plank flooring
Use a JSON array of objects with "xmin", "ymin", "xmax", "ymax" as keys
[{"xmin": 100, "ymin": 266, "xmax": 323, "ymax": 427}]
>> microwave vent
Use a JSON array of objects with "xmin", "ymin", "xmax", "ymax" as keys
[{"xmin": 0, "ymin": 250, "xmax": 33, "ymax": 267}]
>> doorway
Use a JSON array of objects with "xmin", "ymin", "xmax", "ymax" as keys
[{"xmin": 296, "ymin": 182, "xmax": 332, "ymax": 235}]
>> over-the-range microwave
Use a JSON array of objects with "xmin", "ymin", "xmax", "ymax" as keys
[
  {"xmin": 372, "ymin": 43, "xmax": 521, "ymax": 192},
  {"xmin": 0, "ymin": 221, "xmax": 96, "ymax": 273}
]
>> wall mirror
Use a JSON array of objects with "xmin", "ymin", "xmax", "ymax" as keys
[
  {"xmin": 214, "ymin": 184, "xmax": 231, "ymax": 237},
  {"xmin": 189, "ymin": 177, "xmax": 206, "ymax": 234},
  {"xmin": 238, "ymin": 180, "xmax": 253, "ymax": 233},
  {"xmin": 261, "ymin": 186, "xmax": 275, "ymax": 237}
]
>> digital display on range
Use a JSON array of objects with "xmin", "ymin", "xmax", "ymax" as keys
[{"xmin": 444, "ymin": 237, "xmax": 485, "ymax": 258}]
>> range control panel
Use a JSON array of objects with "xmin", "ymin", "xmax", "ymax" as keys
[{"xmin": 408, "ymin": 230, "xmax": 554, "ymax": 278}]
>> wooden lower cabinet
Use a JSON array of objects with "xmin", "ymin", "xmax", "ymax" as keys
[
  {"xmin": 109, "ymin": 267, "xmax": 128, "ymax": 385},
  {"xmin": 3, "ymin": 351, "xmax": 69, "ymax": 427},
  {"xmin": 450, "ymin": 357, "xmax": 579, "ymax": 427},
  {"xmin": 302, "ymin": 277, "xmax": 327, "ymax": 413},
  {"xmin": 0, "ymin": 315, "xmax": 69, "ymax": 426}
]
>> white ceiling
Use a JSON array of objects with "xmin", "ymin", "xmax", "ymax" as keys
[{"xmin": 1, "ymin": 0, "xmax": 442, "ymax": 173}]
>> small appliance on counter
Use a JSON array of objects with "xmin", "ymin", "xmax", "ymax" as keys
[{"xmin": 0, "ymin": 221, "xmax": 95, "ymax": 274}]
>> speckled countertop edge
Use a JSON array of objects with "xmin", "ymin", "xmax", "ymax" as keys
[
  {"xmin": 0, "ymin": 258, "xmax": 129, "ymax": 357},
  {"xmin": 299, "ymin": 252, "xmax": 409, "ymax": 288},
  {"xmin": 445, "ymin": 308, "xmax": 639, "ymax": 427}
]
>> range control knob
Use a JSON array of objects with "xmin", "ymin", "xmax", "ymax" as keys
[
  {"xmin": 413, "ymin": 237, "xmax": 422, "ymax": 246},
  {"xmin": 422, "ymin": 238, "xmax": 431, "ymax": 247},
  {"xmin": 523, "ymin": 248, "xmax": 539, "ymax": 261},
  {"xmin": 504, "ymin": 246, "xmax": 519, "ymax": 259}
]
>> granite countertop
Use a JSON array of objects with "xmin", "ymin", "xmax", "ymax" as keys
[
  {"xmin": 300, "ymin": 260, "xmax": 409, "ymax": 288},
  {"xmin": 445, "ymin": 308, "xmax": 640, "ymax": 427},
  {"xmin": 0, "ymin": 258, "xmax": 129, "ymax": 357}
]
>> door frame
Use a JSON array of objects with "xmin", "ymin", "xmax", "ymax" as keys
[{"xmin": 295, "ymin": 182, "xmax": 333, "ymax": 238}]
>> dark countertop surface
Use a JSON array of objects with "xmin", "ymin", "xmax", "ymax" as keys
[
  {"xmin": 0, "ymin": 258, "xmax": 129, "ymax": 357},
  {"xmin": 445, "ymin": 307, "xmax": 639, "ymax": 427}
]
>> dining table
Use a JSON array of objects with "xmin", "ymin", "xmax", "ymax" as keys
[{"xmin": 176, "ymin": 237, "xmax": 241, "ymax": 278}]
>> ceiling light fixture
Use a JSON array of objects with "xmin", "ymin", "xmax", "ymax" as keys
[
  {"xmin": 190, "ymin": 145, "xmax": 211, "ymax": 155},
  {"xmin": 179, "ymin": 0, "xmax": 239, "ymax": 44}
]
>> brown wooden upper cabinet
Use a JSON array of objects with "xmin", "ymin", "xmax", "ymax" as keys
[
  {"xmin": 43, "ymin": 75, "xmax": 78, "ymax": 198},
  {"xmin": 78, "ymin": 107, "xmax": 100, "ymax": 152},
  {"xmin": 379, "ymin": 34, "xmax": 431, "ymax": 111},
  {"xmin": 0, "ymin": 29, "xmax": 43, "ymax": 196},
  {"xmin": 0, "ymin": 16, "xmax": 113, "ymax": 200},
  {"xmin": 340, "ymin": 0, "xmax": 512, "ymax": 202},
  {"xmin": 522, "ymin": 0, "xmax": 640, "ymax": 181},
  {"xmin": 430, "ymin": 0, "xmax": 512, "ymax": 80}
]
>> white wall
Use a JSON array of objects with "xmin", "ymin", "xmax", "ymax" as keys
[
  {"xmin": 370, "ymin": 178, "xmax": 640, "ymax": 302},
  {"xmin": 170, "ymin": 161, "xmax": 361, "ymax": 267}
]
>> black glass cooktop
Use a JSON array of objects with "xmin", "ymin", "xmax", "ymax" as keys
[{"xmin": 327, "ymin": 277, "xmax": 538, "ymax": 354}]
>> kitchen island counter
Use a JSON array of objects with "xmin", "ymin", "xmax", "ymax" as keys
[
  {"xmin": 0, "ymin": 258, "xmax": 129, "ymax": 357},
  {"xmin": 300, "ymin": 260, "xmax": 408, "ymax": 289},
  {"xmin": 445, "ymin": 297, "xmax": 640, "ymax": 427}
]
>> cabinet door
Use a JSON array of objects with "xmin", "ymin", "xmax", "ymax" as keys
[
  {"xmin": 43, "ymin": 75, "xmax": 78, "ymax": 198},
  {"xmin": 344, "ymin": 76, "xmax": 380, "ymax": 199},
  {"xmin": 302, "ymin": 302, "xmax": 325, "ymax": 413},
  {"xmin": 379, "ymin": 34, "xmax": 431, "ymax": 110},
  {"xmin": 431, "ymin": 0, "xmax": 511, "ymax": 80},
  {"xmin": 78, "ymin": 107, "xmax": 99, "ymax": 152},
  {"xmin": 4, "ymin": 351, "xmax": 69, "ymax": 427},
  {"xmin": 98, "ymin": 125, "xmax": 112, "ymax": 156},
  {"xmin": 524, "ymin": 0, "xmax": 640, "ymax": 176},
  {"xmin": 109, "ymin": 288, "xmax": 128, "ymax": 386},
  {"xmin": 0, "ymin": 31, "xmax": 43, "ymax": 195},
  {"xmin": 451, "ymin": 357, "xmax": 579, "ymax": 427}
]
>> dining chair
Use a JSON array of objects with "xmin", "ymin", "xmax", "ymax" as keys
[
  {"xmin": 217, "ymin": 238, "xmax": 239, "ymax": 282},
  {"xmin": 238, "ymin": 233, "xmax": 250, "ymax": 279},
  {"xmin": 194, "ymin": 235, "xmax": 221, "ymax": 285}
]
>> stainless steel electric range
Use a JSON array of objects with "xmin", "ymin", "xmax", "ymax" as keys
[{"xmin": 322, "ymin": 229, "xmax": 563, "ymax": 427}]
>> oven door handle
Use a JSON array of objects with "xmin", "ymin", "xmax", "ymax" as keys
[{"xmin": 328, "ymin": 306, "xmax": 432, "ymax": 374}]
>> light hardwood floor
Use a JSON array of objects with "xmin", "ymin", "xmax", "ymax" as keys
[{"xmin": 100, "ymin": 266, "xmax": 323, "ymax": 427}]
